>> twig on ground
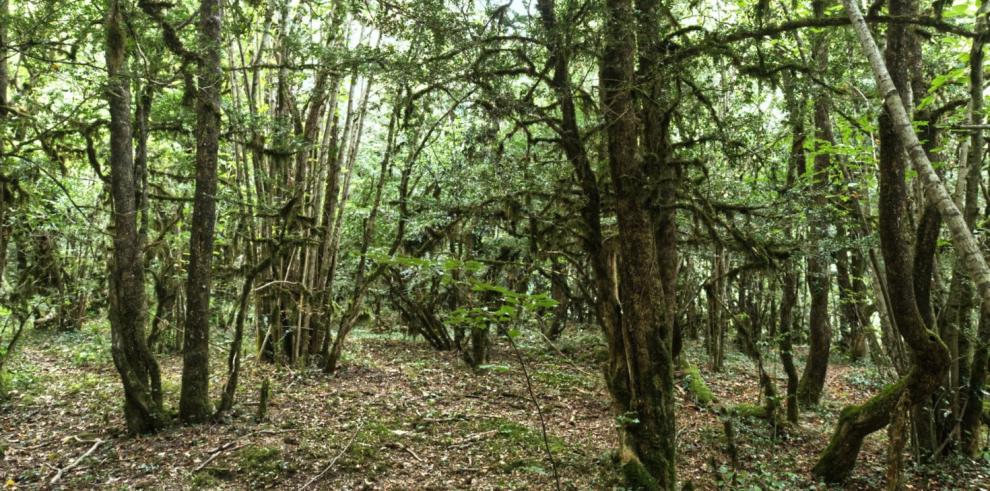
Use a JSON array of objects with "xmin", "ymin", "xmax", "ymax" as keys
[
  {"xmin": 507, "ymin": 334, "xmax": 562, "ymax": 491},
  {"xmin": 387, "ymin": 442, "xmax": 425, "ymax": 463},
  {"xmin": 190, "ymin": 428, "xmax": 300, "ymax": 473},
  {"xmin": 450, "ymin": 429, "xmax": 498, "ymax": 447},
  {"xmin": 50, "ymin": 438, "xmax": 106, "ymax": 485},
  {"xmin": 192, "ymin": 442, "xmax": 249, "ymax": 473},
  {"xmin": 298, "ymin": 424, "xmax": 362, "ymax": 490}
]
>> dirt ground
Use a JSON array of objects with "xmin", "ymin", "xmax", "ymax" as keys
[{"xmin": 1, "ymin": 322, "xmax": 988, "ymax": 490}]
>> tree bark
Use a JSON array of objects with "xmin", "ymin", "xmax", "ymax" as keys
[
  {"xmin": 180, "ymin": 0, "xmax": 223, "ymax": 423},
  {"xmin": 799, "ymin": 2, "xmax": 834, "ymax": 405},
  {"xmin": 959, "ymin": 0, "xmax": 990, "ymax": 456},
  {"xmin": 814, "ymin": 0, "xmax": 956, "ymax": 481},
  {"xmin": 0, "ymin": 0, "xmax": 9, "ymax": 287},
  {"xmin": 601, "ymin": 0, "xmax": 676, "ymax": 488},
  {"xmin": 105, "ymin": 0, "xmax": 165, "ymax": 435}
]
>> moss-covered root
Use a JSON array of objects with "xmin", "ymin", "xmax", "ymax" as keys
[
  {"xmin": 681, "ymin": 361, "xmax": 715, "ymax": 407},
  {"xmin": 812, "ymin": 378, "xmax": 907, "ymax": 483},
  {"xmin": 618, "ymin": 446, "xmax": 663, "ymax": 491},
  {"xmin": 731, "ymin": 403, "xmax": 768, "ymax": 419}
]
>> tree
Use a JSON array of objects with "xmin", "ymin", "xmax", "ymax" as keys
[
  {"xmin": 813, "ymin": 0, "xmax": 990, "ymax": 481},
  {"xmin": 178, "ymin": 0, "xmax": 223, "ymax": 424},
  {"xmin": 797, "ymin": 0, "xmax": 834, "ymax": 408},
  {"xmin": 600, "ymin": 0, "xmax": 677, "ymax": 487},
  {"xmin": 105, "ymin": 0, "xmax": 165, "ymax": 434}
]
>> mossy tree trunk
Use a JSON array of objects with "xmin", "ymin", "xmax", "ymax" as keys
[
  {"xmin": 180, "ymin": 0, "xmax": 223, "ymax": 424},
  {"xmin": 601, "ymin": 0, "xmax": 677, "ymax": 488},
  {"xmin": 797, "ymin": 0, "xmax": 834, "ymax": 408},
  {"xmin": 105, "ymin": 0, "xmax": 165, "ymax": 435},
  {"xmin": 815, "ymin": 0, "xmax": 959, "ymax": 482},
  {"xmin": 0, "ymin": 0, "xmax": 8, "ymax": 287}
]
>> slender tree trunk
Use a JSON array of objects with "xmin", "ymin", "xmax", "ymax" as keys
[
  {"xmin": 959, "ymin": 0, "xmax": 990, "ymax": 456},
  {"xmin": 546, "ymin": 259, "xmax": 569, "ymax": 340},
  {"xmin": 0, "ymin": 0, "xmax": 9, "ymax": 286},
  {"xmin": 324, "ymin": 90, "xmax": 400, "ymax": 374},
  {"xmin": 779, "ymin": 79, "xmax": 802, "ymax": 419},
  {"xmin": 798, "ymin": 0, "xmax": 834, "ymax": 408},
  {"xmin": 180, "ymin": 0, "xmax": 223, "ymax": 423},
  {"xmin": 105, "ymin": 0, "xmax": 164, "ymax": 435}
]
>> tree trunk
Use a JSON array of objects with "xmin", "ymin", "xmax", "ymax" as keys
[
  {"xmin": 546, "ymin": 259, "xmax": 569, "ymax": 341},
  {"xmin": 798, "ymin": 0, "xmax": 834, "ymax": 408},
  {"xmin": 846, "ymin": 0, "xmax": 990, "ymax": 309},
  {"xmin": 0, "ymin": 0, "xmax": 9, "ymax": 286},
  {"xmin": 601, "ymin": 0, "xmax": 676, "ymax": 488},
  {"xmin": 105, "ymin": 0, "xmax": 165, "ymax": 435},
  {"xmin": 180, "ymin": 0, "xmax": 223, "ymax": 423},
  {"xmin": 958, "ymin": 0, "xmax": 990, "ymax": 456},
  {"xmin": 779, "ymin": 268, "xmax": 800, "ymax": 424},
  {"xmin": 814, "ymin": 0, "xmax": 955, "ymax": 481}
]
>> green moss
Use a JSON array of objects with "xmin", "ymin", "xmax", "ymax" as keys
[
  {"xmin": 482, "ymin": 419, "xmax": 569, "ymax": 455},
  {"xmin": 812, "ymin": 377, "xmax": 908, "ymax": 483},
  {"xmin": 190, "ymin": 470, "xmax": 223, "ymax": 488},
  {"xmin": 620, "ymin": 458, "xmax": 661, "ymax": 491},
  {"xmin": 65, "ymin": 373, "xmax": 101, "ymax": 396},
  {"xmin": 838, "ymin": 378, "xmax": 906, "ymax": 422},
  {"xmin": 533, "ymin": 369, "xmax": 595, "ymax": 390},
  {"xmin": 732, "ymin": 403, "xmax": 768, "ymax": 419},
  {"xmin": 681, "ymin": 361, "xmax": 715, "ymax": 406}
]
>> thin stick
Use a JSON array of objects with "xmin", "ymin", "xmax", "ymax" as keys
[
  {"xmin": 507, "ymin": 334, "xmax": 562, "ymax": 491},
  {"xmin": 298, "ymin": 424, "xmax": 362, "ymax": 490},
  {"xmin": 50, "ymin": 439, "xmax": 106, "ymax": 485},
  {"xmin": 192, "ymin": 442, "xmax": 248, "ymax": 473}
]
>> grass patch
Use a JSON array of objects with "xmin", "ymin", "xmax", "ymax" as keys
[
  {"xmin": 53, "ymin": 322, "xmax": 112, "ymax": 368},
  {"xmin": 533, "ymin": 369, "xmax": 595, "ymax": 390},
  {"xmin": 235, "ymin": 444, "xmax": 294, "ymax": 486},
  {"xmin": 342, "ymin": 416, "xmax": 398, "ymax": 474}
]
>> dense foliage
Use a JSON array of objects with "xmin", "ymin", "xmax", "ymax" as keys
[{"xmin": 1, "ymin": 0, "xmax": 990, "ymax": 488}]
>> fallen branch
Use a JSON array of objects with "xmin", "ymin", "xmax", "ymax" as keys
[
  {"xmin": 191, "ymin": 428, "xmax": 299, "ymax": 473},
  {"xmin": 449, "ymin": 429, "xmax": 498, "ymax": 447},
  {"xmin": 50, "ymin": 439, "xmax": 106, "ymax": 485},
  {"xmin": 192, "ymin": 442, "xmax": 249, "ymax": 473},
  {"xmin": 386, "ymin": 442, "xmax": 425, "ymax": 463},
  {"xmin": 298, "ymin": 424, "xmax": 362, "ymax": 490}
]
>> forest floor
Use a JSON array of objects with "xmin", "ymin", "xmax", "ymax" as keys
[{"xmin": 1, "ymin": 321, "xmax": 989, "ymax": 490}]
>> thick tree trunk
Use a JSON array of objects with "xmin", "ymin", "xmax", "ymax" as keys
[
  {"xmin": 105, "ymin": 0, "xmax": 165, "ymax": 435},
  {"xmin": 601, "ymin": 0, "xmax": 676, "ymax": 488},
  {"xmin": 180, "ymin": 0, "xmax": 223, "ymax": 423},
  {"xmin": 815, "ymin": 0, "xmax": 956, "ymax": 482}
]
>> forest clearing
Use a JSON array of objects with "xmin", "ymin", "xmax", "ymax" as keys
[{"xmin": 3, "ymin": 0, "xmax": 990, "ymax": 489}]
